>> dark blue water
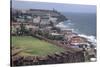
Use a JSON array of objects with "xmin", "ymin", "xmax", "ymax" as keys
[{"xmin": 63, "ymin": 12, "xmax": 96, "ymax": 37}]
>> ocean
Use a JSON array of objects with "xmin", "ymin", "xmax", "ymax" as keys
[
  {"xmin": 55, "ymin": 12, "xmax": 97, "ymax": 44},
  {"xmin": 63, "ymin": 12, "xmax": 96, "ymax": 37}
]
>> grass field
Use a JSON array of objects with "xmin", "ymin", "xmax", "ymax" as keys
[{"xmin": 12, "ymin": 36, "xmax": 65, "ymax": 56}]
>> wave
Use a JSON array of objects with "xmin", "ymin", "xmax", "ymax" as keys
[
  {"xmin": 56, "ymin": 22, "xmax": 66, "ymax": 28},
  {"xmin": 78, "ymin": 34, "xmax": 96, "ymax": 46},
  {"xmin": 56, "ymin": 21, "xmax": 96, "ymax": 46},
  {"xmin": 56, "ymin": 20, "xmax": 74, "ymax": 28}
]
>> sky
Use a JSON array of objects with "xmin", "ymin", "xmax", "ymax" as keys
[{"xmin": 12, "ymin": 0, "xmax": 96, "ymax": 13}]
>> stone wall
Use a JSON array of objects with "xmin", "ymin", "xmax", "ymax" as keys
[{"xmin": 11, "ymin": 51, "xmax": 85, "ymax": 66}]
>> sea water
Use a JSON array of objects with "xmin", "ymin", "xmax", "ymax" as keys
[{"xmin": 59, "ymin": 12, "xmax": 96, "ymax": 45}]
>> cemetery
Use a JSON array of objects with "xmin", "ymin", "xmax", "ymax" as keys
[{"xmin": 11, "ymin": 8, "xmax": 96, "ymax": 66}]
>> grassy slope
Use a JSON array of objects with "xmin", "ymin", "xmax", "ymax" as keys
[{"xmin": 12, "ymin": 36, "xmax": 65, "ymax": 56}]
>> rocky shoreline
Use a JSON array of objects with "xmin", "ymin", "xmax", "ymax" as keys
[{"xmin": 11, "ymin": 9, "xmax": 96, "ymax": 66}]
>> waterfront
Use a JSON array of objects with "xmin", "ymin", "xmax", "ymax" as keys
[
  {"xmin": 63, "ymin": 12, "xmax": 96, "ymax": 36},
  {"xmin": 11, "ymin": 0, "xmax": 96, "ymax": 66}
]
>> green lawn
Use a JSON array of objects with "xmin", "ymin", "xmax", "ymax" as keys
[{"xmin": 12, "ymin": 36, "xmax": 65, "ymax": 56}]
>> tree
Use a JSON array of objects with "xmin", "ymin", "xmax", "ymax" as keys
[{"xmin": 20, "ymin": 23, "xmax": 26, "ymax": 35}]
